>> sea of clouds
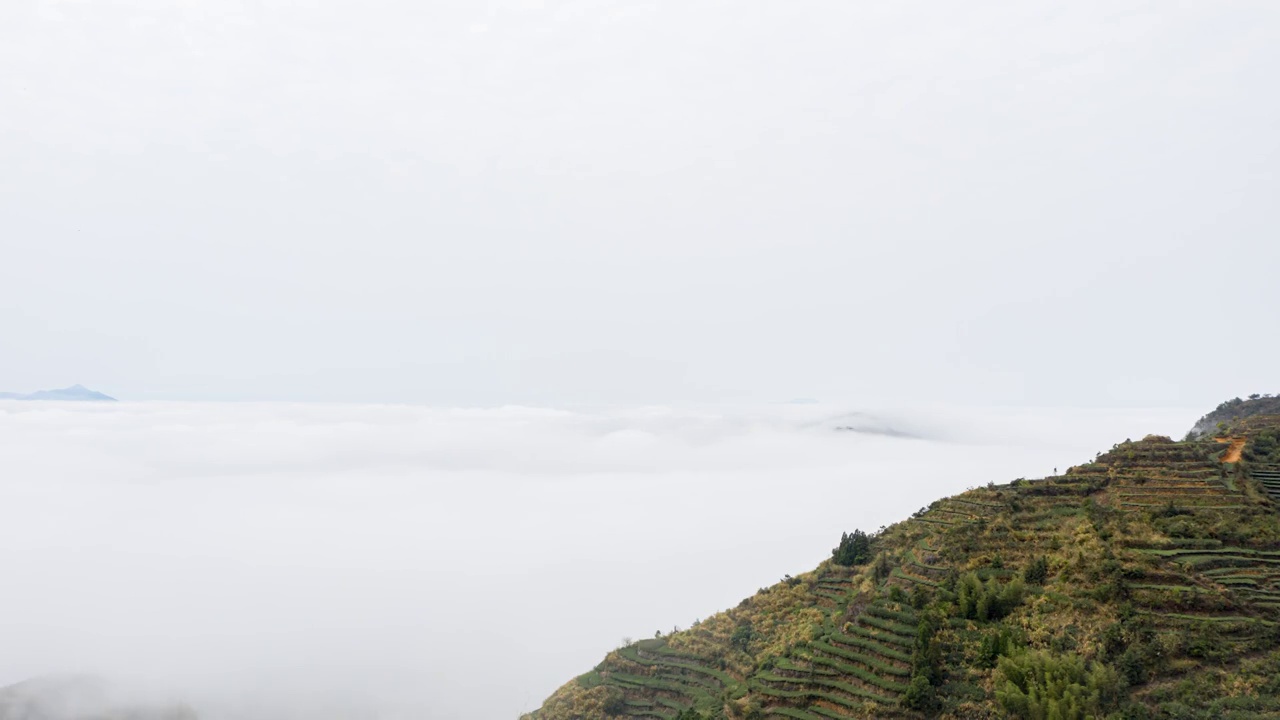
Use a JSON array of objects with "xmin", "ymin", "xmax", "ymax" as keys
[{"xmin": 0, "ymin": 401, "xmax": 1196, "ymax": 718}]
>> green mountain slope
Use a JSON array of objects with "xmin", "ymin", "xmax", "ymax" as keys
[
  {"xmin": 525, "ymin": 400, "xmax": 1280, "ymax": 720},
  {"xmin": 1190, "ymin": 395, "xmax": 1280, "ymax": 438}
]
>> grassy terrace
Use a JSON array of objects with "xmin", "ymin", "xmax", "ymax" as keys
[
  {"xmin": 808, "ymin": 707, "xmax": 861, "ymax": 720},
  {"xmin": 1250, "ymin": 463, "xmax": 1280, "ymax": 502},
  {"xmin": 608, "ymin": 672, "xmax": 695, "ymax": 694},
  {"xmin": 775, "ymin": 658, "xmax": 839, "ymax": 677},
  {"xmin": 1120, "ymin": 503, "xmax": 1249, "ymax": 511},
  {"xmin": 858, "ymin": 609, "xmax": 916, "ymax": 638},
  {"xmin": 914, "ymin": 516, "xmax": 954, "ymax": 528},
  {"xmin": 809, "ymin": 642, "xmax": 910, "ymax": 678},
  {"xmin": 752, "ymin": 677, "xmax": 896, "ymax": 707},
  {"xmin": 750, "ymin": 597, "xmax": 914, "ymax": 719},
  {"xmin": 1118, "ymin": 495, "xmax": 1242, "ymax": 505},
  {"xmin": 1199, "ymin": 567, "xmax": 1274, "ymax": 578},
  {"xmin": 1236, "ymin": 588, "xmax": 1280, "ymax": 600},
  {"xmin": 655, "ymin": 697, "xmax": 691, "ymax": 712},
  {"xmin": 578, "ymin": 637, "xmax": 741, "ymax": 718},
  {"xmin": 813, "ymin": 588, "xmax": 848, "ymax": 603},
  {"xmin": 841, "ymin": 621, "xmax": 915, "ymax": 649},
  {"xmin": 1142, "ymin": 547, "xmax": 1280, "ymax": 582},
  {"xmin": 622, "ymin": 700, "xmax": 676, "ymax": 719},
  {"xmin": 1141, "ymin": 543, "xmax": 1280, "ymax": 609},
  {"xmin": 765, "ymin": 707, "xmax": 866, "ymax": 720},
  {"xmin": 827, "ymin": 631, "xmax": 912, "ymax": 663},
  {"xmin": 797, "ymin": 652, "xmax": 908, "ymax": 693},
  {"xmin": 931, "ymin": 509, "xmax": 977, "ymax": 522},
  {"xmin": 1134, "ymin": 610, "xmax": 1275, "ymax": 626},
  {"xmin": 1130, "ymin": 540, "xmax": 1280, "ymax": 617},
  {"xmin": 617, "ymin": 646, "xmax": 736, "ymax": 687},
  {"xmin": 1130, "ymin": 583, "xmax": 1216, "ymax": 593},
  {"xmin": 1112, "ymin": 483, "xmax": 1238, "ymax": 495},
  {"xmin": 1106, "ymin": 468, "xmax": 1223, "ymax": 477},
  {"xmin": 1078, "ymin": 439, "xmax": 1225, "ymax": 487},
  {"xmin": 918, "ymin": 499, "xmax": 993, "ymax": 527},
  {"xmin": 767, "ymin": 708, "xmax": 822, "ymax": 720},
  {"xmin": 1128, "ymin": 538, "xmax": 1225, "ymax": 549},
  {"xmin": 1143, "ymin": 547, "xmax": 1280, "ymax": 558},
  {"xmin": 1115, "ymin": 485, "xmax": 1230, "ymax": 494},
  {"xmin": 947, "ymin": 497, "xmax": 1004, "ymax": 511},
  {"xmin": 1093, "ymin": 440, "xmax": 1249, "ymax": 513},
  {"xmin": 890, "ymin": 566, "xmax": 941, "ymax": 590},
  {"xmin": 903, "ymin": 548, "xmax": 947, "ymax": 574},
  {"xmin": 1173, "ymin": 555, "xmax": 1280, "ymax": 569},
  {"xmin": 1208, "ymin": 574, "xmax": 1263, "ymax": 585}
]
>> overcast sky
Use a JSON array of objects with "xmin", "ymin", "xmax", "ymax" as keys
[{"xmin": 1, "ymin": 1, "xmax": 1276, "ymax": 406}]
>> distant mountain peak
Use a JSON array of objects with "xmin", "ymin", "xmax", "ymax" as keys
[{"xmin": 0, "ymin": 385, "xmax": 116, "ymax": 402}]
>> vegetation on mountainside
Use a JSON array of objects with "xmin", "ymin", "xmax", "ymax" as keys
[
  {"xmin": 832, "ymin": 530, "xmax": 874, "ymax": 567},
  {"xmin": 525, "ymin": 398, "xmax": 1280, "ymax": 720},
  {"xmin": 1190, "ymin": 394, "xmax": 1280, "ymax": 438}
]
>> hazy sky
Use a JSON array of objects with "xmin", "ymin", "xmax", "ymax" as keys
[{"xmin": 1, "ymin": 1, "xmax": 1277, "ymax": 405}]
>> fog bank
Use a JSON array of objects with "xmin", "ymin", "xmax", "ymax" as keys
[{"xmin": 0, "ymin": 401, "xmax": 1194, "ymax": 718}]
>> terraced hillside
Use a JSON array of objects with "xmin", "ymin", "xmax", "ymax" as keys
[
  {"xmin": 1238, "ymin": 421, "xmax": 1280, "ymax": 504},
  {"xmin": 1254, "ymin": 465, "xmax": 1280, "ymax": 503},
  {"xmin": 525, "ymin": 402, "xmax": 1280, "ymax": 720}
]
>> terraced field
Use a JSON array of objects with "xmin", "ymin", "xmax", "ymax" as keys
[
  {"xmin": 590, "ymin": 637, "xmax": 742, "ymax": 719},
  {"xmin": 753, "ymin": 599, "xmax": 917, "ymax": 719},
  {"xmin": 914, "ymin": 495, "xmax": 1004, "ymax": 529},
  {"xmin": 1136, "ymin": 544, "xmax": 1280, "ymax": 615},
  {"xmin": 1250, "ymin": 464, "xmax": 1280, "ymax": 502},
  {"xmin": 1112, "ymin": 481, "xmax": 1247, "ymax": 511},
  {"xmin": 811, "ymin": 567, "xmax": 857, "ymax": 606},
  {"xmin": 559, "ymin": 565, "xmax": 926, "ymax": 719},
  {"xmin": 889, "ymin": 545, "xmax": 947, "ymax": 590},
  {"xmin": 1062, "ymin": 436, "xmax": 1254, "ymax": 511},
  {"xmin": 1063, "ymin": 436, "xmax": 1280, "ymax": 620}
]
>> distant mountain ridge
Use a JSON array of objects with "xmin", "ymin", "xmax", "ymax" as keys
[
  {"xmin": 0, "ymin": 676, "xmax": 192, "ymax": 720},
  {"xmin": 0, "ymin": 384, "xmax": 116, "ymax": 401}
]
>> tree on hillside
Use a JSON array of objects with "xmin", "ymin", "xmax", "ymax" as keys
[
  {"xmin": 995, "ymin": 650, "xmax": 1122, "ymax": 720},
  {"xmin": 1024, "ymin": 557, "xmax": 1049, "ymax": 585},
  {"xmin": 832, "ymin": 529, "xmax": 873, "ymax": 566}
]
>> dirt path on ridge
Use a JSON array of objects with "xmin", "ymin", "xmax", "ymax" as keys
[{"xmin": 1220, "ymin": 437, "xmax": 1246, "ymax": 464}]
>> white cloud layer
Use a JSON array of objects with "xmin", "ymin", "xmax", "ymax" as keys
[{"xmin": 0, "ymin": 400, "xmax": 1195, "ymax": 718}]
